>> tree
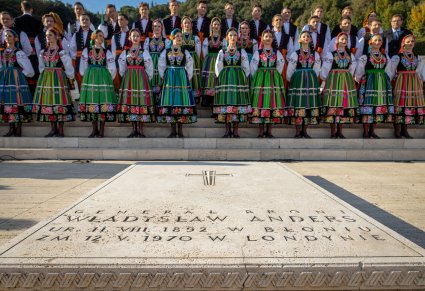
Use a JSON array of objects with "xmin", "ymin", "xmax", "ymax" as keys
[{"xmin": 408, "ymin": 2, "xmax": 425, "ymax": 37}]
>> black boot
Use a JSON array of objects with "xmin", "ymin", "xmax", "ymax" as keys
[
  {"xmin": 258, "ymin": 125, "xmax": 264, "ymax": 138},
  {"xmin": 294, "ymin": 125, "xmax": 302, "ymax": 138},
  {"xmin": 302, "ymin": 124, "xmax": 311, "ymax": 138},
  {"xmin": 222, "ymin": 123, "xmax": 232, "ymax": 138},
  {"xmin": 363, "ymin": 124, "xmax": 370, "ymax": 139},
  {"xmin": 266, "ymin": 124, "xmax": 274, "ymax": 138},
  {"xmin": 168, "ymin": 123, "xmax": 177, "ymax": 138},
  {"xmin": 98, "ymin": 121, "xmax": 105, "ymax": 138},
  {"xmin": 45, "ymin": 122, "xmax": 58, "ymax": 137},
  {"xmin": 394, "ymin": 124, "xmax": 402, "ymax": 138},
  {"xmin": 57, "ymin": 122, "xmax": 64, "ymax": 137},
  {"xmin": 127, "ymin": 122, "xmax": 138, "ymax": 138},
  {"xmin": 233, "ymin": 122, "xmax": 240, "ymax": 138},
  {"xmin": 337, "ymin": 124, "xmax": 345, "ymax": 139},
  {"xmin": 88, "ymin": 121, "xmax": 99, "ymax": 138},
  {"xmin": 177, "ymin": 123, "xmax": 185, "ymax": 138},
  {"xmin": 401, "ymin": 124, "xmax": 413, "ymax": 139},
  {"xmin": 4, "ymin": 124, "xmax": 16, "ymax": 137},
  {"xmin": 330, "ymin": 124, "xmax": 337, "ymax": 138},
  {"xmin": 138, "ymin": 122, "xmax": 146, "ymax": 138},
  {"xmin": 369, "ymin": 123, "xmax": 380, "ymax": 139},
  {"xmin": 14, "ymin": 123, "xmax": 22, "ymax": 137}
]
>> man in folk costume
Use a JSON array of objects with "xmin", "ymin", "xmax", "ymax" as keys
[
  {"xmin": 110, "ymin": 13, "xmax": 131, "ymax": 92},
  {"xmin": 65, "ymin": 2, "xmax": 95, "ymax": 41},
  {"xmin": 221, "ymin": 2, "xmax": 238, "ymax": 38},
  {"xmin": 35, "ymin": 14, "xmax": 55, "ymax": 56},
  {"xmin": 69, "ymin": 13, "xmax": 93, "ymax": 89},
  {"xmin": 13, "ymin": 1, "xmax": 43, "ymax": 94},
  {"xmin": 98, "ymin": 4, "xmax": 120, "ymax": 49},
  {"xmin": 385, "ymin": 14, "xmax": 412, "ymax": 58},
  {"xmin": 249, "ymin": 4, "xmax": 268, "ymax": 43},
  {"xmin": 271, "ymin": 14, "xmax": 293, "ymax": 87},
  {"xmin": 281, "ymin": 7, "xmax": 299, "ymax": 45},
  {"xmin": 162, "ymin": 0, "xmax": 181, "ymax": 39},
  {"xmin": 331, "ymin": 6, "xmax": 358, "ymax": 40},
  {"xmin": 355, "ymin": 19, "xmax": 388, "ymax": 60},
  {"xmin": 329, "ymin": 16, "xmax": 358, "ymax": 56},
  {"xmin": 192, "ymin": 0, "xmax": 210, "ymax": 57},
  {"xmin": 0, "ymin": 11, "xmax": 33, "ymax": 56},
  {"xmin": 300, "ymin": 15, "xmax": 329, "ymax": 60},
  {"xmin": 132, "ymin": 2, "xmax": 153, "ymax": 47}
]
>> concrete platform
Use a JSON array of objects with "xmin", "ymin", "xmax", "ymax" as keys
[{"xmin": 0, "ymin": 162, "xmax": 424, "ymax": 290}]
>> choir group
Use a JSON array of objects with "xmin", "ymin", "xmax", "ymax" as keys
[{"xmin": 1, "ymin": 0, "xmax": 424, "ymax": 139}]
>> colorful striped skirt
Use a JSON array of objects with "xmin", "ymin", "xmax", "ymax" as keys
[
  {"xmin": 214, "ymin": 66, "xmax": 251, "ymax": 123},
  {"xmin": 117, "ymin": 65, "xmax": 155, "ymax": 123},
  {"xmin": 286, "ymin": 68, "xmax": 321, "ymax": 125},
  {"xmin": 150, "ymin": 52, "xmax": 163, "ymax": 95},
  {"xmin": 79, "ymin": 65, "xmax": 117, "ymax": 122},
  {"xmin": 250, "ymin": 67, "xmax": 286, "ymax": 124},
  {"xmin": 393, "ymin": 70, "xmax": 425, "ymax": 125},
  {"xmin": 157, "ymin": 66, "xmax": 197, "ymax": 124},
  {"xmin": 321, "ymin": 69, "xmax": 358, "ymax": 124},
  {"xmin": 0, "ymin": 67, "xmax": 32, "ymax": 123},
  {"xmin": 190, "ymin": 51, "xmax": 202, "ymax": 98},
  {"xmin": 32, "ymin": 67, "xmax": 75, "ymax": 122},
  {"xmin": 358, "ymin": 69, "xmax": 394, "ymax": 123},
  {"xmin": 201, "ymin": 52, "xmax": 218, "ymax": 97}
]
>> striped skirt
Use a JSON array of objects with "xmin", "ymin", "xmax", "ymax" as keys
[
  {"xmin": 286, "ymin": 68, "xmax": 321, "ymax": 125},
  {"xmin": 321, "ymin": 69, "xmax": 358, "ymax": 124},
  {"xmin": 190, "ymin": 51, "xmax": 202, "ymax": 98},
  {"xmin": 79, "ymin": 65, "xmax": 117, "ymax": 122},
  {"xmin": 150, "ymin": 52, "xmax": 163, "ymax": 95},
  {"xmin": 0, "ymin": 67, "xmax": 32, "ymax": 123},
  {"xmin": 393, "ymin": 70, "xmax": 425, "ymax": 125},
  {"xmin": 214, "ymin": 66, "xmax": 251, "ymax": 123},
  {"xmin": 32, "ymin": 67, "xmax": 75, "ymax": 122},
  {"xmin": 250, "ymin": 68, "xmax": 286, "ymax": 124},
  {"xmin": 201, "ymin": 52, "xmax": 218, "ymax": 97},
  {"xmin": 117, "ymin": 65, "xmax": 155, "ymax": 123},
  {"xmin": 358, "ymin": 69, "xmax": 394, "ymax": 124},
  {"xmin": 157, "ymin": 66, "xmax": 196, "ymax": 124}
]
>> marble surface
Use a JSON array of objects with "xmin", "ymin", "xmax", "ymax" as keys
[{"xmin": 0, "ymin": 162, "xmax": 424, "ymax": 290}]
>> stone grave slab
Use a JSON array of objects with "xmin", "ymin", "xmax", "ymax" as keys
[{"xmin": 0, "ymin": 162, "xmax": 424, "ymax": 290}]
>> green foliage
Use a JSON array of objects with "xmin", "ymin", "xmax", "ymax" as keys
[
  {"xmin": 0, "ymin": 0, "xmax": 423, "ymax": 39},
  {"xmin": 0, "ymin": 0, "xmax": 99, "ymax": 28}
]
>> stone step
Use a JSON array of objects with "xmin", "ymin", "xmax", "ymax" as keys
[
  {"xmin": 0, "ymin": 138, "xmax": 424, "ymax": 161},
  {"xmin": 0, "ymin": 147, "xmax": 424, "ymax": 161},
  {"xmin": 1, "ymin": 123, "xmax": 424, "ymax": 138},
  {"xmin": 1, "ymin": 137, "xmax": 424, "ymax": 149}
]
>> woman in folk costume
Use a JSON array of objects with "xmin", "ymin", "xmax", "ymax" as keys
[
  {"xmin": 117, "ymin": 28, "xmax": 154, "ymax": 138},
  {"xmin": 144, "ymin": 19, "xmax": 169, "ymax": 101},
  {"xmin": 237, "ymin": 21, "xmax": 258, "ymax": 63},
  {"xmin": 157, "ymin": 28, "xmax": 196, "ymax": 138},
  {"xmin": 250, "ymin": 29, "xmax": 286, "ymax": 138},
  {"xmin": 355, "ymin": 34, "xmax": 394, "ymax": 138},
  {"xmin": 286, "ymin": 30, "xmax": 321, "ymax": 138},
  {"xmin": 320, "ymin": 32, "xmax": 358, "ymax": 138},
  {"xmin": 201, "ymin": 17, "xmax": 227, "ymax": 109},
  {"xmin": 33, "ymin": 28, "xmax": 76, "ymax": 137},
  {"xmin": 181, "ymin": 16, "xmax": 202, "ymax": 100},
  {"xmin": 79, "ymin": 29, "xmax": 117, "ymax": 138},
  {"xmin": 357, "ymin": 10, "xmax": 381, "ymax": 39},
  {"xmin": 385, "ymin": 34, "xmax": 425, "ymax": 138},
  {"xmin": 0, "ymin": 29, "xmax": 34, "ymax": 137},
  {"xmin": 214, "ymin": 27, "xmax": 251, "ymax": 138}
]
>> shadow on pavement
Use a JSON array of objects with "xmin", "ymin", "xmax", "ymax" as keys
[
  {"xmin": 0, "ymin": 162, "xmax": 130, "ymax": 180},
  {"xmin": 306, "ymin": 175, "xmax": 425, "ymax": 249},
  {"xmin": 0, "ymin": 218, "xmax": 38, "ymax": 230}
]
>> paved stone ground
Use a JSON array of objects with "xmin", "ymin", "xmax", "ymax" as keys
[{"xmin": 0, "ymin": 160, "xmax": 424, "ymax": 247}]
